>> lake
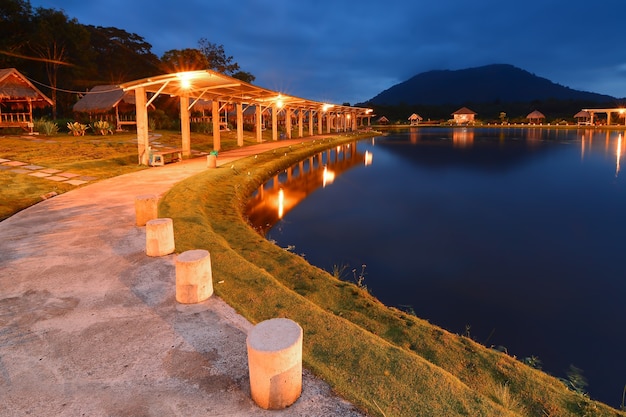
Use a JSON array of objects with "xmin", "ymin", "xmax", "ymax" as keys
[{"xmin": 246, "ymin": 127, "xmax": 626, "ymax": 407}]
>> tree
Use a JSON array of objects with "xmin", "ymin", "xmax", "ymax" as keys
[
  {"xmin": 231, "ymin": 70, "xmax": 255, "ymax": 84},
  {"xmin": 85, "ymin": 26, "xmax": 161, "ymax": 84},
  {"xmin": 198, "ymin": 38, "xmax": 240, "ymax": 75},
  {"xmin": 160, "ymin": 48, "xmax": 208, "ymax": 72},
  {"xmin": 0, "ymin": 0, "xmax": 33, "ymax": 68},
  {"xmin": 29, "ymin": 7, "xmax": 91, "ymax": 118}
]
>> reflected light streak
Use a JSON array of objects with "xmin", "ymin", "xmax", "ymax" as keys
[
  {"xmin": 581, "ymin": 135, "xmax": 585, "ymax": 161},
  {"xmin": 278, "ymin": 188, "xmax": 284, "ymax": 218},
  {"xmin": 322, "ymin": 166, "xmax": 335, "ymax": 187},
  {"xmin": 616, "ymin": 134, "xmax": 622, "ymax": 178},
  {"xmin": 364, "ymin": 150, "xmax": 373, "ymax": 166}
]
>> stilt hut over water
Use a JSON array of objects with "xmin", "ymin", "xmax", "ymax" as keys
[
  {"xmin": 0, "ymin": 68, "xmax": 53, "ymax": 133},
  {"xmin": 73, "ymin": 85, "xmax": 143, "ymax": 131},
  {"xmin": 526, "ymin": 110, "xmax": 546, "ymax": 124}
]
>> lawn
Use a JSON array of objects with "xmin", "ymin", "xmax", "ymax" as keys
[{"xmin": 2, "ymin": 128, "xmax": 625, "ymax": 416}]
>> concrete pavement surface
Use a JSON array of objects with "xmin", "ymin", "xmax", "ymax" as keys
[{"xmin": 0, "ymin": 137, "xmax": 366, "ymax": 416}]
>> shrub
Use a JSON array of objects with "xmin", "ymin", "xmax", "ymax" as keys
[
  {"xmin": 91, "ymin": 120, "xmax": 113, "ymax": 135},
  {"xmin": 33, "ymin": 119, "xmax": 58, "ymax": 136},
  {"xmin": 67, "ymin": 121, "xmax": 89, "ymax": 136}
]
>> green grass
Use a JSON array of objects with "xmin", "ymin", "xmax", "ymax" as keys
[
  {"xmin": 2, "ymin": 128, "xmax": 625, "ymax": 416},
  {"xmin": 159, "ymin": 134, "xmax": 626, "ymax": 417}
]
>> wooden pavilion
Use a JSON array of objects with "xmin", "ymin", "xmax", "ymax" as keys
[
  {"xmin": 408, "ymin": 113, "xmax": 423, "ymax": 126},
  {"xmin": 0, "ymin": 68, "xmax": 53, "ymax": 133},
  {"xmin": 526, "ymin": 110, "xmax": 546, "ymax": 124},
  {"xmin": 120, "ymin": 70, "xmax": 374, "ymax": 165}
]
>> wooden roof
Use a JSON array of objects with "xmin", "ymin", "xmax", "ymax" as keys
[
  {"xmin": 0, "ymin": 68, "xmax": 53, "ymax": 106},
  {"xmin": 526, "ymin": 110, "xmax": 545, "ymax": 119},
  {"xmin": 452, "ymin": 107, "xmax": 476, "ymax": 115},
  {"xmin": 408, "ymin": 113, "xmax": 423, "ymax": 120},
  {"xmin": 119, "ymin": 69, "xmax": 372, "ymax": 116},
  {"xmin": 73, "ymin": 85, "xmax": 136, "ymax": 113}
]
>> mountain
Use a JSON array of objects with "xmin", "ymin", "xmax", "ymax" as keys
[{"xmin": 365, "ymin": 64, "xmax": 616, "ymax": 106}]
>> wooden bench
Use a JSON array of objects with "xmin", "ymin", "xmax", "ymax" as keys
[{"xmin": 150, "ymin": 148, "xmax": 182, "ymax": 166}]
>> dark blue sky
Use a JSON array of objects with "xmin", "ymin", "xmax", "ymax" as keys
[{"xmin": 30, "ymin": 0, "xmax": 626, "ymax": 105}]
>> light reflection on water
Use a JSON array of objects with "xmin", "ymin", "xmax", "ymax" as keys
[{"xmin": 245, "ymin": 127, "xmax": 626, "ymax": 406}]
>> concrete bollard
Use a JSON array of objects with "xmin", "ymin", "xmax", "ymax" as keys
[
  {"xmin": 145, "ymin": 218, "xmax": 175, "ymax": 256},
  {"xmin": 246, "ymin": 318, "xmax": 303, "ymax": 410},
  {"xmin": 175, "ymin": 249, "xmax": 213, "ymax": 303},
  {"xmin": 134, "ymin": 194, "xmax": 158, "ymax": 226},
  {"xmin": 207, "ymin": 154, "xmax": 217, "ymax": 168}
]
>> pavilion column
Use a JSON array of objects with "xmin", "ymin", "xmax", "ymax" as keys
[
  {"xmin": 308, "ymin": 110, "xmax": 314, "ymax": 136},
  {"xmin": 607, "ymin": 111, "xmax": 612, "ymax": 126},
  {"xmin": 256, "ymin": 105, "xmax": 263, "ymax": 142},
  {"xmin": 180, "ymin": 94, "xmax": 191, "ymax": 157},
  {"xmin": 317, "ymin": 108, "xmax": 323, "ymax": 135},
  {"xmin": 326, "ymin": 113, "xmax": 332, "ymax": 134},
  {"xmin": 286, "ymin": 108, "xmax": 292, "ymax": 139},
  {"xmin": 298, "ymin": 109, "xmax": 304, "ymax": 138},
  {"xmin": 134, "ymin": 86, "xmax": 150, "ymax": 165},
  {"xmin": 236, "ymin": 102, "xmax": 244, "ymax": 147},
  {"xmin": 352, "ymin": 112, "xmax": 357, "ymax": 131},
  {"xmin": 212, "ymin": 100, "xmax": 221, "ymax": 151},
  {"xmin": 272, "ymin": 105, "xmax": 278, "ymax": 141},
  {"xmin": 335, "ymin": 113, "xmax": 341, "ymax": 133}
]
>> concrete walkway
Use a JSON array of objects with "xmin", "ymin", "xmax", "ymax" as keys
[{"xmin": 0, "ymin": 137, "xmax": 366, "ymax": 417}]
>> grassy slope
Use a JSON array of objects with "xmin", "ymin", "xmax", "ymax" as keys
[{"xmin": 160, "ymin": 134, "xmax": 625, "ymax": 417}]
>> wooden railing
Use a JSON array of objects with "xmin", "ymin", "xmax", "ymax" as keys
[{"xmin": 1, "ymin": 113, "xmax": 31, "ymax": 124}]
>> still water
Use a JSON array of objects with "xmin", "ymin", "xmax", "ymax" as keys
[{"xmin": 246, "ymin": 127, "xmax": 626, "ymax": 406}]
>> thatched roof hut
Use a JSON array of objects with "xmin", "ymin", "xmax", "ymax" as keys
[
  {"xmin": 73, "ymin": 85, "xmax": 143, "ymax": 130},
  {"xmin": 526, "ymin": 110, "xmax": 545, "ymax": 123},
  {"xmin": 574, "ymin": 110, "xmax": 591, "ymax": 125},
  {"xmin": 0, "ymin": 68, "xmax": 53, "ymax": 132}
]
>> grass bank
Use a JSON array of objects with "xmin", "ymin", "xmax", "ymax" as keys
[{"xmin": 159, "ymin": 133, "xmax": 625, "ymax": 417}]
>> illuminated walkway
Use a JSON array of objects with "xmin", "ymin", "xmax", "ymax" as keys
[{"xmin": 0, "ymin": 136, "xmax": 365, "ymax": 417}]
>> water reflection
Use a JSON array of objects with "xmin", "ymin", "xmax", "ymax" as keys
[
  {"xmin": 616, "ymin": 134, "xmax": 622, "ymax": 177},
  {"xmin": 246, "ymin": 142, "xmax": 371, "ymax": 235},
  {"xmin": 452, "ymin": 128, "xmax": 474, "ymax": 147}
]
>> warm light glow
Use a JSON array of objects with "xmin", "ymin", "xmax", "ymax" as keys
[
  {"xmin": 616, "ymin": 134, "xmax": 622, "ymax": 177},
  {"xmin": 364, "ymin": 150, "xmax": 373, "ymax": 166},
  {"xmin": 276, "ymin": 95, "xmax": 284, "ymax": 109},
  {"xmin": 322, "ymin": 103, "xmax": 334, "ymax": 112},
  {"xmin": 278, "ymin": 188, "xmax": 284, "ymax": 218},
  {"xmin": 322, "ymin": 166, "xmax": 335, "ymax": 187},
  {"xmin": 177, "ymin": 72, "xmax": 194, "ymax": 89}
]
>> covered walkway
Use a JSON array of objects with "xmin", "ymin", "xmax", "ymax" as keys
[
  {"xmin": 581, "ymin": 107, "xmax": 626, "ymax": 126},
  {"xmin": 120, "ymin": 70, "xmax": 374, "ymax": 165}
]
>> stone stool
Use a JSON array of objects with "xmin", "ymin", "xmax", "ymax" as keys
[
  {"xmin": 246, "ymin": 318, "xmax": 303, "ymax": 410},
  {"xmin": 134, "ymin": 194, "xmax": 158, "ymax": 226},
  {"xmin": 175, "ymin": 249, "xmax": 213, "ymax": 303},
  {"xmin": 145, "ymin": 218, "xmax": 174, "ymax": 256},
  {"xmin": 207, "ymin": 154, "xmax": 217, "ymax": 168}
]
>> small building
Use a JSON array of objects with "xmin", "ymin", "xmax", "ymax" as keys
[
  {"xmin": 0, "ymin": 68, "xmax": 53, "ymax": 133},
  {"xmin": 526, "ymin": 110, "xmax": 546, "ymax": 124},
  {"xmin": 452, "ymin": 107, "xmax": 477, "ymax": 125},
  {"xmin": 376, "ymin": 116, "xmax": 389, "ymax": 125},
  {"xmin": 574, "ymin": 110, "xmax": 591, "ymax": 125},
  {"xmin": 408, "ymin": 113, "xmax": 423, "ymax": 126},
  {"xmin": 73, "ymin": 85, "xmax": 143, "ymax": 131}
]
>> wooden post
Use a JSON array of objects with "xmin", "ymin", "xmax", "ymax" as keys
[
  {"xmin": 237, "ymin": 102, "xmax": 244, "ymax": 146},
  {"xmin": 256, "ymin": 105, "xmax": 263, "ymax": 142},
  {"xmin": 134, "ymin": 87, "xmax": 150, "ymax": 165},
  {"xmin": 180, "ymin": 95, "xmax": 191, "ymax": 157},
  {"xmin": 272, "ymin": 105, "xmax": 278, "ymax": 141},
  {"xmin": 212, "ymin": 100, "xmax": 221, "ymax": 151}
]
